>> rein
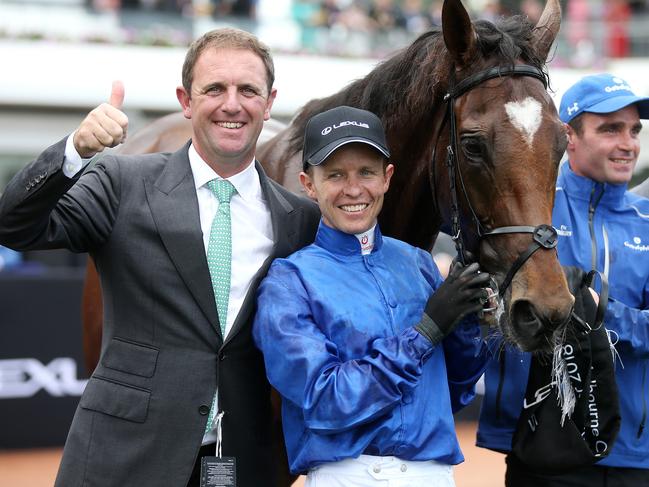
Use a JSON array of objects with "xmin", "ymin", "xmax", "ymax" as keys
[{"xmin": 440, "ymin": 64, "xmax": 558, "ymax": 297}]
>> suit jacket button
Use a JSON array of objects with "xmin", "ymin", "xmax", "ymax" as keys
[{"xmin": 198, "ymin": 405, "xmax": 210, "ymax": 415}]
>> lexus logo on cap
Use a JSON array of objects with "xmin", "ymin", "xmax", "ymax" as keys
[{"xmin": 321, "ymin": 120, "xmax": 371, "ymax": 136}]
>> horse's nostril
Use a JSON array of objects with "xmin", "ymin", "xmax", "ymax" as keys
[
  {"xmin": 510, "ymin": 299, "xmax": 571, "ymax": 352},
  {"xmin": 512, "ymin": 300, "xmax": 538, "ymax": 325},
  {"xmin": 511, "ymin": 300, "xmax": 543, "ymax": 340}
]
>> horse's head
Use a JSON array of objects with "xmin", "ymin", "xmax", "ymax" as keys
[{"xmin": 436, "ymin": 0, "xmax": 573, "ymax": 352}]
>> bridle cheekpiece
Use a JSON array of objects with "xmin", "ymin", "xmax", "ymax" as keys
[{"xmin": 441, "ymin": 64, "xmax": 557, "ymax": 298}]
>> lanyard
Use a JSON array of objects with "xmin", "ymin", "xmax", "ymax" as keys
[{"xmin": 214, "ymin": 411, "xmax": 225, "ymax": 458}]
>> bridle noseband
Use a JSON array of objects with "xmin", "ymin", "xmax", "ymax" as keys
[{"xmin": 441, "ymin": 64, "xmax": 558, "ymax": 298}]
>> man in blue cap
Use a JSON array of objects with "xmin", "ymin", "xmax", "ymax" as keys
[
  {"xmin": 253, "ymin": 105, "xmax": 491, "ymax": 486},
  {"xmin": 476, "ymin": 73, "xmax": 649, "ymax": 486}
]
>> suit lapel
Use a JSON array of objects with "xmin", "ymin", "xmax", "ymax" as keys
[
  {"xmin": 262, "ymin": 163, "xmax": 300, "ymax": 260},
  {"xmin": 144, "ymin": 142, "xmax": 221, "ymax": 337},
  {"xmin": 224, "ymin": 162, "xmax": 299, "ymax": 345}
]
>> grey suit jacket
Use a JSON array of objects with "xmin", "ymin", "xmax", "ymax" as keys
[{"xmin": 0, "ymin": 138, "xmax": 320, "ymax": 486}]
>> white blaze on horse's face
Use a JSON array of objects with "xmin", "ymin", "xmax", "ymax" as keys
[{"xmin": 504, "ymin": 97, "xmax": 543, "ymax": 147}]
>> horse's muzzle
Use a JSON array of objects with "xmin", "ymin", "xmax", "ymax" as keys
[{"xmin": 510, "ymin": 298, "xmax": 570, "ymax": 352}]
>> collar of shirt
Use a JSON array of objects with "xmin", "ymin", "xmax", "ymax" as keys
[
  {"xmin": 354, "ymin": 224, "xmax": 377, "ymax": 255},
  {"xmin": 559, "ymin": 161, "xmax": 628, "ymax": 208},
  {"xmin": 315, "ymin": 221, "xmax": 383, "ymax": 257},
  {"xmin": 188, "ymin": 143, "xmax": 262, "ymax": 202}
]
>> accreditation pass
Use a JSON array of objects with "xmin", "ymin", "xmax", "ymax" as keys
[
  {"xmin": 201, "ymin": 411, "xmax": 236, "ymax": 486},
  {"xmin": 200, "ymin": 457, "xmax": 236, "ymax": 487}
]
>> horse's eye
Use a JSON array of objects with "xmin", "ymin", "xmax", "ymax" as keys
[{"xmin": 460, "ymin": 137, "xmax": 484, "ymax": 159}]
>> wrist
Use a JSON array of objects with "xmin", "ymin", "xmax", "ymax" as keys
[
  {"xmin": 415, "ymin": 314, "xmax": 445, "ymax": 346},
  {"xmin": 72, "ymin": 131, "xmax": 98, "ymax": 159}
]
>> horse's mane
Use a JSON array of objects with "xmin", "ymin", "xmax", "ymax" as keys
[{"xmin": 286, "ymin": 15, "xmax": 546, "ymax": 156}]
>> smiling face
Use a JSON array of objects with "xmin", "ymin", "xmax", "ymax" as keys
[
  {"xmin": 567, "ymin": 105, "xmax": 642, "ymax": 185},
  {"xmin": 299, "ymin": 143, "xmax": 394, "ymax": 235},
  {"xmin": 176, "ymin": 47, "xmax": 276, "ymax": 177}
]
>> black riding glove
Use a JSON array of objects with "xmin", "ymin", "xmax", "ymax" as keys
[
  {"xmin": 416, "ymin": 261, "xmax": 491, "ymax": 345},
  {"xmin": 562, "ymin": 265, "xmax": 600, "ymax": 329}
]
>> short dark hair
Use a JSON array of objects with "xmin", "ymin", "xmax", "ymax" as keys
[
  {"xmin": 568, "ymin": 115, "xmax": 584, "ymax": 136},
  {"xmin": 181, "ymin": 28, "xmax": 275, "ymax": 96}
]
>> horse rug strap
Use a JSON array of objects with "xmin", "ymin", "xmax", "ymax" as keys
[{"xmin": 510, "ymin": 268, "xmax": 620, "ymax": 473}]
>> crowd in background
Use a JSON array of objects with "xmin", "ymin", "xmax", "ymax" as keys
[
  {"xmin": 0, "ymin": 0, "xmax": 646, "ymax": 61},
  {"xmin": 73, "ymin": 0, "xmax": 649, "ymax": 60},
  {"xmin": 288, "ymin": 0, "xmax": 649, "ymax": 59}
]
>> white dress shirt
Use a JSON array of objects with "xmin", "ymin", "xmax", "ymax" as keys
[
  {"xmin": 188, "ymin": 143, "xmax": 274, "ymax": 337},
  {"xmin": 62, "ymin": 134, "xmax": 90, "ymax": 177}
]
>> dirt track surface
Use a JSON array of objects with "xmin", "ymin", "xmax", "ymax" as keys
[{"xmin": 0, "ymin": 422, "xmax": 505, "ymax": 487}]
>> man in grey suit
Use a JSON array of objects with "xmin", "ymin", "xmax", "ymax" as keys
[{"xmin": 0, "ymin": 28, "xmax": 319, "ymax": 487}]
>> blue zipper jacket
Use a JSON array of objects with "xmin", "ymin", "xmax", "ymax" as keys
[
  {"xmin": 477, "ymin": 162, "xmax": 649, "ymax": 468},
  {"xmin": 253, "ymin": 221, "xmax": 487, "ymax": 474}
]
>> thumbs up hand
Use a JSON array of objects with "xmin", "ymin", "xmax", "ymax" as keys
[{"xmin": 73, "ymin": 81, "xmax": 129, "ymax": 158}]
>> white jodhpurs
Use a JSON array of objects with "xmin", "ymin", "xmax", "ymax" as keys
[{"xmin": 305, "ymin": 455, "xmax": 456, "ymax": 487}]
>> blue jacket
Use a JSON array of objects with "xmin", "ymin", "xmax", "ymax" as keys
[
  {"xmin": 477, "ymin": 162, "xmax": 649, "ymax": 468},
  {"xmin": 253, "ymin": 222, "xmax": 486, "ymax": 474},
  {"xmin": 0, "ymin": 245, "xmax": 22, "ymax": 271}
]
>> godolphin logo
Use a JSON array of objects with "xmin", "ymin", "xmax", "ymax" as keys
[{"xmin": 624, "ymin": 236, "xmax": 649, "ymax": 251}]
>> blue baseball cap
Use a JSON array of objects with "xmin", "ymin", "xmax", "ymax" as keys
[{"xmin": 559, "ymin": 73, "xmax": 649, "ymax": 124}]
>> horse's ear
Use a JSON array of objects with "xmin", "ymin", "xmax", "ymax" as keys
[
  {"xmin": 442, "ymin": 0, "xmax": 477, "ymax": 67},
  {"xmin": 532, "ymin": 0, "xmax": 562, "ymax": 61}
]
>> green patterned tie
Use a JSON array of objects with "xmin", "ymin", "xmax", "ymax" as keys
[
  {"xmin": 206, "ymin": 179, "xmax": 236, "ymax": 336},
  {"xmin": 205, "ymin": 179, "xmax": 236, "ymax": 434}
]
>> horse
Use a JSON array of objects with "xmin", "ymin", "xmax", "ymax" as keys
[{"xmin": 81, "ymin": 0, "xmax": 572, "ymax": 483}]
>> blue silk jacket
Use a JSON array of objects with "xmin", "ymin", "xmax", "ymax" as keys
[{"xmin": 253, "ymin": 222, "xmax": 486, "ymax": 474}]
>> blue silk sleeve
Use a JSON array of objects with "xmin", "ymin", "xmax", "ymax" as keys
[
  {"xmin": 253, "ymin": 264, "xmax": 434, "ymax": 434},
  {"xmin": 443, "ymin": 315, "xmax": 487, "ymax": 412},
  {"xmin": 417, "ymin": 249, "xmax": 487, "ymax": 412}
]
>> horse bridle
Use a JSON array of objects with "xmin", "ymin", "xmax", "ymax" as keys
[{"xmin": 440, "ymin": 64, "xmax": 559, "ymax": 298}]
